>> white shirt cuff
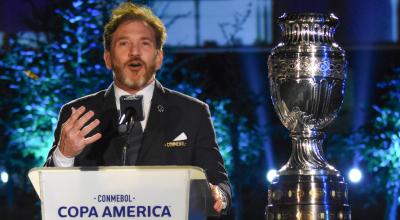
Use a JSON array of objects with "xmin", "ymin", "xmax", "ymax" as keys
[{"xmin": 53, "ymin": 146, "xmax": 75, "ymax": 167}]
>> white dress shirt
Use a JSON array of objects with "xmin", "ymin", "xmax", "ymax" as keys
[{"xmin": 53, "ymin": 81, "xmax": 155, "ymax": 167}]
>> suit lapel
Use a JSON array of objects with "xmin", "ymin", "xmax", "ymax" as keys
[
  {"xmin": 138, "ymin": 80, "xmax": 168, "ymax": 162},
  {"xmin": 97, "ymin": 84, "xmax": 121, "ymax": 165},
  {"xmin": 96, "ymin": 84, "xmax": 119, "ymax": 137}
]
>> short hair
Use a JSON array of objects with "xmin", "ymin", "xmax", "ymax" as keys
[{"xmin": 103, "ymin": 2, "xmax": 167, "ymax": 51}]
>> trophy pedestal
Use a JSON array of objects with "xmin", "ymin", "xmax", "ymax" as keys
[{"xmin": 266, "ymin": 175, "xmax": 351, "ymax": 220}]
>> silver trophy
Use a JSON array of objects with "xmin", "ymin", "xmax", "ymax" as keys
[{"xmin": 266, "ymin": 13, "xmax": 350, "ymax": 219}]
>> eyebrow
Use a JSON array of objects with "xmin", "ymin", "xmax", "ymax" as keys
[
  {"xmin": 114, "ymin": 36, "xmax": 129, "ymax": 42},
  {"xmin": 139, "ymin": 37, "xmax": 154, "ymax": 42},
  {"xmin": 114, "ymin": 36, "xmax": 154, "ymax": 41}
]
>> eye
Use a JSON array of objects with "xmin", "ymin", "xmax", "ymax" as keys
[
  {"xmin": 117, "ymin": 40, "xmax": 129, "ymax": 47},
  {"xmin": 141, "ymin": 41, "xmax": 151, "ymax": 46}
]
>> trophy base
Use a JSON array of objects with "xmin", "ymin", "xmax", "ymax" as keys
[{"xmin": 266, "ymin": 174, "xmax": 351, "ymax": 220}]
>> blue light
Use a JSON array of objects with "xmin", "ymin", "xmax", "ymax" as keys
[
  {"xmin": 1, "ymin": 171, "xmax": 9, "ymax": 183},
  {"xmin": 390, "ymin": 0, "xmax": 398, "ymax": 42},
  {"xmin": 266, "ymin": 169, "xmax": 277, "ymax": 183},
  {"xmin": 348, "ymin": 168, "xmax": 362, "ymax": 183}
]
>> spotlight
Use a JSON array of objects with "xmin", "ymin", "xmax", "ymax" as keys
[
  {"xmin": 266, "ymin": 169, "xmax": 278, "ymax": 183},
  {"xmin": 348, "ymin": 168, "xmax": 362, "ymax": 183},
  {"xmin": 1, "ymin": 171, "xmax": 8, "ymax": 183}
]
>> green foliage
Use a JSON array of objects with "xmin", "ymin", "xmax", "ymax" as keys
[
  {"xmin": 329, "ymin": 67, "xmax": 400, "ymax": 215},
  {"xmin": 211, "ymin": 99, "xmax": 265, "ymax": 179},
  {"xmin": 361, "ymin": 70, "xmax": 400, "ymax": 195},
  {"xmin": 0, "ymin": 0, "xmax": 120, "ymax": 187}
]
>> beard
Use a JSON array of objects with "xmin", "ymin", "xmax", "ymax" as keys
[{"xmin": 112, "ymin": 58, "xmax": 157, "ymax": 91}]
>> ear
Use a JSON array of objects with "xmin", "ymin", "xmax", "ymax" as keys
[
  {"xmin": 103, "ymin": 50, "xmax": 112, "ymax": 69},
  {"xmin": 155, "ymin": 49, "xmax": 164, "ymax": 71}
]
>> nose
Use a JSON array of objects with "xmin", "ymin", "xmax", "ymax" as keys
[{"xmin": 129, "ymin": 43, "xmax": 140, "ymax": 57}]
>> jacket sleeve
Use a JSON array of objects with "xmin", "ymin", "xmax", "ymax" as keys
[{"xmin": 194, "ymin": 103, "xmax": 232, "ymax": 213}]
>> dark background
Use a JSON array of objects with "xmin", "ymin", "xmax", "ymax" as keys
[{"xmin": 0, "ymin": 0, "xmax": 399, "ymax": 219}]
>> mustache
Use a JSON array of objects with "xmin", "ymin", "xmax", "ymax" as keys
[{"xmin": 125, "ymin": 58, "xmax": 145, "ymax": 66}]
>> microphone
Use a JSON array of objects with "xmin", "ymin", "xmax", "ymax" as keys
[
  {"xmin": 118, "ymin": 95, "xmax": 144, "ymax": 165},
  {"xmin": 118, "ymin": 107, "xmax": 136, "ymax": 134},
  {"xmin": 118, "ymin": 95, "xmax": 144, "ymax": 135}
]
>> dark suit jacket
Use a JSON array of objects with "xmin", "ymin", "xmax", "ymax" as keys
[{"xmin": 45, "ymin": 80, "xmax": 231, "ymax": 211}]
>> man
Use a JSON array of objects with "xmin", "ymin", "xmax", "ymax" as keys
[{"xmin": 44, "ymin": 2, "xmax": 231, "ymax": 215}]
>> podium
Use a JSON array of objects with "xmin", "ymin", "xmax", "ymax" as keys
[{"xmin": 28, "ymin": 166, "xmax": 216, "ymax": 220}]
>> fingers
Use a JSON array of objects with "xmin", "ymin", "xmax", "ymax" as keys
[
  {"xmin": 214, "ymin": 200, "xmax": 223, "ymax": 213},
  {"xmin": 84, "ymin": 133, "xmax": 102, "ymax": 145},
  {"xmin": 65, "ymin": 106, "xmax": 86, "ymax": 127},
  {"xmin": 210, "ymin": 184, "xmax": 219, "ymax": 199},
  {"xmin": 72, "ymin": 109, "xmax": 95, "ymax": 132},
  {"xmin": 209, "ymin": 183, "xmax": 223, "ymax": 213},
  {"xmin": 58, "ymin": 106, "xmax": 102, "ymax": 158},
  {"xmin": 80, "ymin": 119, "xmax": 100, "ymax": 137}
]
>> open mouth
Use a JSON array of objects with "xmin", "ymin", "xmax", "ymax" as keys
[{"xmin": 128, "ymin": 61, "xmax": 142, "ymax": 68}]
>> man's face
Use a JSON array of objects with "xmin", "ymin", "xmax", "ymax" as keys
[{"xmin": 104, "ymin": 20, "xmax": 163, "ymax": 93}]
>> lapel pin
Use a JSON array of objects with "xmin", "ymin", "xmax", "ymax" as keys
[{"xmin": 157, "ymin": 105, "xmax": 164, "ymax": 112}]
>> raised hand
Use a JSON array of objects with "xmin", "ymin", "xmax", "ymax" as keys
[{"xmin": 58, "ymin": 106, "xmax": 102, "ymax": 158}]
